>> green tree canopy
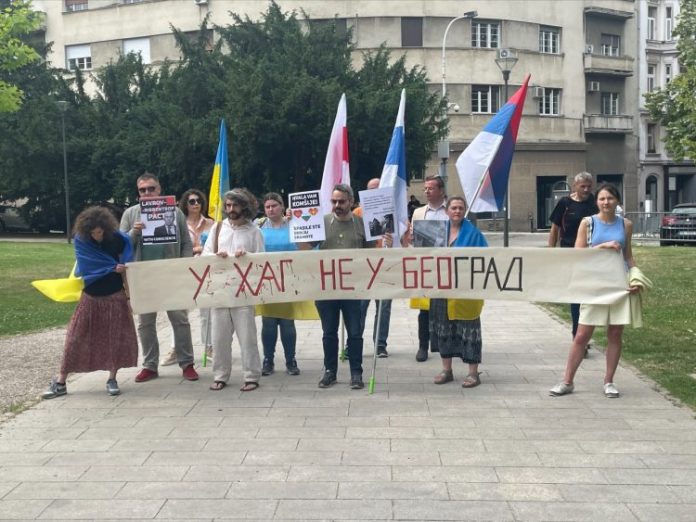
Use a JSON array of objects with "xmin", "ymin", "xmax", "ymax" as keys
[
  {"xmin": 0, "ymin": 0, "xmax": 41, "ymax": 112},
  {"xmin": 645, "ymin": 0, "xmax": 696, "ymax": 161},
  {"xmin": 0, "ymin": 1, "xmax": 446, "ymax": 230}
]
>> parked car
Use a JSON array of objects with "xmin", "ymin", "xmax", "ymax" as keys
[
  {"xmin": 0, "ymin": 205, "xmax": 33, "ymax": 233},
  {"xmin": 660, "ymin": 203, "xmax": 696, "ymax": 246}
]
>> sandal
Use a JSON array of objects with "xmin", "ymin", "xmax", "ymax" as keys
[
  {"xmin": 240, "ymin": 381, "xmax": 259, "ymax": 392},
  {"xmin": 433, "ymin": 370, "xmax": 454, "ymax": 385},
  {"xmin": 462, "ymin": 373, "xmax": 481, "ymax": 388},
  {"xmin": 209, "ymin": 381, "xmax": 226, "ymax": 391}
]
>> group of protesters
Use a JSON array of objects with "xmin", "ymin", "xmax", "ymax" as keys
[{"xmin": 42, "ymin": 170, "xmax": 643, "ymax": 400}]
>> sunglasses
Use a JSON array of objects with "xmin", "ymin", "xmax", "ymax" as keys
[
  {"xmin": 330, "ymin": 199, "xmax": 347, "ymax": 205},
  {"xmin": 187, "ymin": 198, "xmax": 201, "ymax": 205},
  {"xmin": 138, "ymin": 186, "xmax": 158, "ymax": 194}
]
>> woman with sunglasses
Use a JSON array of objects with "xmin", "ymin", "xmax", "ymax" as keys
[{"xmin": 160, "ymin": 189, "xmax": 214, "ymax": 366}]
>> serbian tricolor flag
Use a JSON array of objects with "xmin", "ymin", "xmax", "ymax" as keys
[
  {"xmin": 379, "ymin": 89, "xmax": 409, "ymax": 245},
  {"xmin": 208, "ymin": 119, "xmax": 230, "ymax": 222},
  {"xmin": 456, "ymin": 74, "xmax": 530, "ymax": 213},
  {"xmin": 319, "ymin": 93, "xmax": 350, "ymax": 215}
]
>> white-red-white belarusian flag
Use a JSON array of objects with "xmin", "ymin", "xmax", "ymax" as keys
[{"xmin": 319, "ymin": 93, "xmax": 350, "ymax": 215}]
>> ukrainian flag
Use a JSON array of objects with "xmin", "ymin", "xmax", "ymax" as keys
[{"xmin": 208, "ymin": 119, "xmax": 230, "ymax": 221}]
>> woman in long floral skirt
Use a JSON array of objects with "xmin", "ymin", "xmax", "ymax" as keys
[{"xmin": 42, "ymin": 206, "xmax": 139, "ymax": 399}]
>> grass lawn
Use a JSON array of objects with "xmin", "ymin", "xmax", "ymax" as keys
[
  {"xmin": 0, "ymin": 242, "xmax": 77, "ymax": 337},
  {"xmin": 544, "ymin": 245, "xmax": 696, "ymax": 410}
]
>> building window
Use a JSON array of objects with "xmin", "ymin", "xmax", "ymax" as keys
[
  {"xmin": 600, "ymin": 34, "xmax": 620, "ymax": 56},
  {"xmin": 123, "ymin": 37, "xmax": 151, "ymax": 64},
  {"xmin": 472, "ymin": 21, "xmax": 500, "ymax": 48},
  {"xmin": 647, "ymin": 123, "xmax": 657, "ymax": 153},
  {"xmin": 539, "ymin": 26, "xmax": 560, "ymax": 54},
  {"xmin": 65, "ymin": 0, "xmax": 88, "ymax": 11},
  {"xmin": 601, "ymin": 92, "xmax": 619, "ymax": 115},
  {"xmin": 311, "ymin": 18, "xmax": 347, "ymax": 37},
  {"xmin": 647, "ymin": 64, "xmax": 655, "ymax": 91},
  {"xmin": 401, "ymin": 17, "xmax": 423, "ymax": 47},
  {"xmin": 471, "ymin": 85, "xmax": 501, "ymax": 113},
  {"xmin": 665, "ymin": 6, "xmax": 673, "ymax": 40},
  {"xmin": 538, "ymin": 88, "xmax": 560, "ymax": 116},
  {"xmin": 647, "ymin": 7, "xmax": 657, "ymax": 39},
  {"xmin": 66, "ymin": 44, "xmax": 92, "ymax": 71},
  {"xmin": 664, "ymin": 63, "xmax": 672, "ymax": 83}
]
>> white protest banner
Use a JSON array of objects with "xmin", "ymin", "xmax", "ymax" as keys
[
  {"xmin": 288, "ymin": 190, "xmax": 324, "ymax": 243},
  {"xmin": 140, "ymin": 195, "xmax": 178, "ymax": 245},
  {"xmin": 359, "ymin": 187, "xmax": 395, "ymax": 241},
  {"xmin": 126, "ymin": 247, "xmax": 628, "ymax": 315}
]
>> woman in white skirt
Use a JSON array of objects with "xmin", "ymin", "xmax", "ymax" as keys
[{"xmin": 549, "ymin": 184, "xmax": 642, "ymax": 398}]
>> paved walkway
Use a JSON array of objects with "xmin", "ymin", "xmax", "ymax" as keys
[{"xmin": 1, "ymin": 296, "xmax": 695, "ymax": 521}]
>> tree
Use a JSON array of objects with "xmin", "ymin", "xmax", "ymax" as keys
[
  {"xmin": 0, "ymin": 0, "xmax": 41, "ymax": 112},
  {"xmin": 645, "ymin": 0, "xmax": 696, "ymax": 161}
]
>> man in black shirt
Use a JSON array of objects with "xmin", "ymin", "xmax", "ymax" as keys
[{"xmin": 548, "ymin": 172, "xmax": 598, "ymax": 348}]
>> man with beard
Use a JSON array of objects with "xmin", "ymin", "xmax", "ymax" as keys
[
  {"xmin": 314, "ymin": 184, "xmax": 375, "ymax": 390},
  {"xmin": 120, "ymin": 173, "xmax": 197, "ymax": 383},
  {"xmin": 202, "ymin": 189, "xmax": 265, "ymax": 392}
]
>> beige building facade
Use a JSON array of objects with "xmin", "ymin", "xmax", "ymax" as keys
[{"xmin": 35, "ymin": 0, "xmax": 656, "ymax": 230}]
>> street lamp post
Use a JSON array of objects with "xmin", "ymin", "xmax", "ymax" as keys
[
  {"xmin": 495, "ymin": 51, "xmax": 518, "ymax": 247},
  {"xmin": 56, "ymin": 100, "xmax": 71, "ymax": 244},
  {"xmin": 440, "ymin": 10, "xmax": 477, "ymax": 196}
]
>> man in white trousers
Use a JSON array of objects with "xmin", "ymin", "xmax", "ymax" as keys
[{"xmin": 202, "ymin": 188, "xmax": 265, "ymax": 392}]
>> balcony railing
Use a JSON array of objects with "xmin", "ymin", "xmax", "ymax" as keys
[
  {"xmin": 584, "ymin": 53, "xmax": 634, "ymax": 76},
  {"xmin": 584, "ymin": 114, "xmax": 633, "ymax": 133}
]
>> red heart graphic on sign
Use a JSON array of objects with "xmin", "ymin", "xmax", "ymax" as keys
[
  {"xmin": 308, "ymin": 207, "xmax": 318, "ymax": 216},
  {"xmin": 293, "ymin": 210, "xmax": 303, "ymax": 218}
]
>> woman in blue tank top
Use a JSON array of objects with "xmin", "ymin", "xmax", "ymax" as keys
[{"xmin": 550, "ymin": 184, "xmax": 641, "ymax": 399}]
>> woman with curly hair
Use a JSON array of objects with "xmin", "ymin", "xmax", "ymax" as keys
[{"xmin": 42, "ymin": 206, "xmax": 139, "ymax": 399}]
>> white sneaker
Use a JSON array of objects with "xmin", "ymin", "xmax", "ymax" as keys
[
  {"xmin": 160, "ymin": 350, "xmax": 177, "ymax": 366},
  {"xmin": 549, "ymin": 382, "xmax": 574, "ymax": 396},
  {"xmin": 604, "ymin": 382, "xmax": 620, "ymax": 398}
]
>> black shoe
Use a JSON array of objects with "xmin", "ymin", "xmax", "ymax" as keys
[
  {"xmin": 350, "ymin": 374, "xmax": 364, "ymax": 389},
  {"xmin": 318, "ymin": 370, "xmax": 337, "ymax": 388},
  {"xmin": 286, "ymin": 359, "xmax": 301, "ymax": 376},
  {"xmin": 377, "ymin": 348, "xmax": 389, "ymax": 358},
  {"xmin": 416, "ymin": 348, "xmax": 428, "ymax": 362},
  {"xmin": 261, "ymin": 359, "xmax": 274, "ymax": 376}
]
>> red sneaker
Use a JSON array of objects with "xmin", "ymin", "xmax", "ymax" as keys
[
  {"xmin": 182, "ymin": 364, "xmax": 199, "ymax": 381},
  {"xmin": 135, "ymin": 368, "xmax": 158, "ymax": 383}
]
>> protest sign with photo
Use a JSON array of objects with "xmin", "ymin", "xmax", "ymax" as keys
[
  {"xmin": 288, "ymin": 190, "xmax": 325, "ymax": 243},
  {"xmin": 140, "ymin": 195, "xmax": 178, "ymax": 245},
  {"xmin": 412, "ymin": 220, "xmax": 449, "ymax": 248},
  {"xmin": 358, "ymin": 187, "xmax": 395, "ymax": 241}
]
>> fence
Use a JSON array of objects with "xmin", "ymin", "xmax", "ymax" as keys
[{"xmin": 625, "ymin": 211, "xmax": 696, "ymax": 245}]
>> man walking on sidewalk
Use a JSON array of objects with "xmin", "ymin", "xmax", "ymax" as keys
[{"xmin": 120, "ymin": 172, "xmax": 198, "ymax": 383}]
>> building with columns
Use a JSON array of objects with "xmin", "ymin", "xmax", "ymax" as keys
[{"xmin": 32, "ymin": 0, "xmax": 692, "ymax": 229}]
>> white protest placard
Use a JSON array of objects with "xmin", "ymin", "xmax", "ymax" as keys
[
  {"xmin": 288, "ymin": 190, "xmax": 325, "ymax": 243},
  {"xmin": 359, "ymin": 187, "xmax": 395, "ymax": 241},
  {"xmin": 140, "ymin": 196, "xmax": 178, "ymax": 245}
]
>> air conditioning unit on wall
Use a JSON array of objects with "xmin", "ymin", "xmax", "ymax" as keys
[
  {"xmin": 588, "ymin": 81, "xmax": 601, "ymax": 92},
  {"xmin": 533, "ymin": 86, "xmax": 545, "ymax": 98}
]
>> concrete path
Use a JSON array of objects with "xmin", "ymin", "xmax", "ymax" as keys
[{"xmin": 1, "ymin": 296, "xmax": 695, "ymax": 521}]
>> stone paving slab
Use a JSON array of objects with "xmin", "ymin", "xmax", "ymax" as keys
[{"xmin": 1, "ymin": 297, "xmax": 695, "ymax": 521}]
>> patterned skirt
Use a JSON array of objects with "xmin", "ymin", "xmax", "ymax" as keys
[
  {"xmin": 429, "ymin": 299, "xmax": 482, "ymax": 364},
  {"xmin": 60, "ymin": 291, "xmax": 139, "ymax": 374}
]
